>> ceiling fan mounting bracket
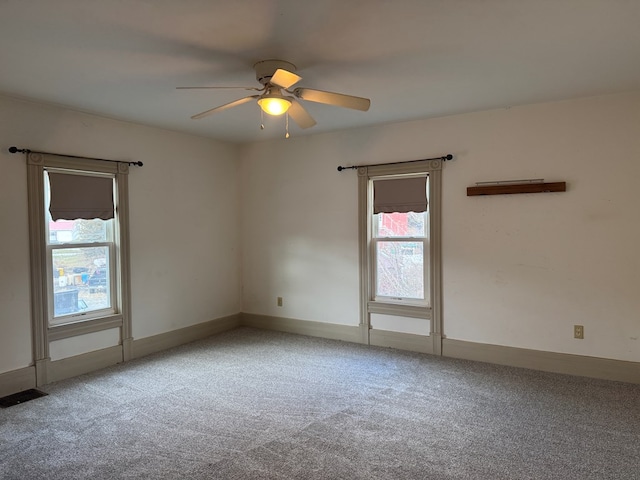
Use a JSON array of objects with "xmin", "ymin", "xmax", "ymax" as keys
[{"xmin": 254, "ymin": 59, "xmax": 297, "ymax": 85}]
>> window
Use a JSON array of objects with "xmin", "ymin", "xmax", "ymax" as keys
[
  {"xmin": 27, "ymin": 152, "xmax": 132, "ymax": 383},
  {"xmin": 45, "ymin": 171, "xmax": 116, "ymax": 325},
  {"xmin": 373, "ymin": 206, "xmax": 428, "ymax": 303},
  {"xmin": 370, "ymin": 174, "xmax": 429, "ymax": 306},
  {"xmin": 357, "ymin": 159, "xmax": 443, "ymax": 354}
]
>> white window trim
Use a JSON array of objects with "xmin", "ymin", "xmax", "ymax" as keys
[
  {"xmin": 358, "ymin": 159, "xmax": 443, "ymax": 355},
  {"xmin": 27, "ymin": 152, "xmax": 132, "ymax": 385}
]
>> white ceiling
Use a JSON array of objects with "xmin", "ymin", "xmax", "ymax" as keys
[{"xmin": 1, "ymin": 0, "xmax": 639, "ymax": 144}]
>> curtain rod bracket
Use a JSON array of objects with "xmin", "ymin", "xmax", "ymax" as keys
[
  {"xmin": 337, "ymin": 154, "xmax": 453, "ymax": 172},
  {"xmin": 8, "ymin": 146, "xmax": 143, "ymax": 167}
]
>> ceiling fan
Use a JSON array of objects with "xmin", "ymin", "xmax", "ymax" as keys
[{"xmin": 177, "ymin": 60, "xmax": 371, "ymax": 131}]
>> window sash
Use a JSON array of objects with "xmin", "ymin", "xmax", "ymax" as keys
[
  {"xmin": 47, "ymin": 242, "xmax": 117, "ymax": 325},
  {"xmin": 372, "ymin": 237, "xmax": 429, "ymax": 304},
  {"xmin": 370, "ymin": 206, "xmax": 429, "ymax": 305}
]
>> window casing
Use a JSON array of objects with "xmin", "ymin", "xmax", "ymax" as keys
[
  {"xmin": 357, "ymin": 159, "xmax": 443, "ymax": 354},
  {"xmin": 27, "ymin": 152, "xmax": 132, "ymax": 384}
]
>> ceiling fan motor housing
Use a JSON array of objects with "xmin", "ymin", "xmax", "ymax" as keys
[{"xmin": 254, "ymin": 60, "xmax": 296, "ymax": 85}]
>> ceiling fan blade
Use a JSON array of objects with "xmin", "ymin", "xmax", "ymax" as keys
[
  {"xmin": 191, "ymin": 95, "xmax": 259, "ymax": 120},
  {"xmin": 287, "ymin": 99, "xmax": 316, "ymax": 129},
  {"xmin": 270, "ymin": 69, "xmax": 302, "ymax": 89},
  {"xmin": 292, "ymin": 88, "xmax": 370, "ymax": 111},
  {"xmin": 177, "ymin": 86, "xmax": 263, "ymax": 91}
]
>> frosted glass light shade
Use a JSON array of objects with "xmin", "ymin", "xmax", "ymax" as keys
[{"xmin": 258, "ymin": 97, "xmax": 291, "ymax": 116}]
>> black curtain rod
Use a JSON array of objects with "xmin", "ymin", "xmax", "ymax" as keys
[
  {"xmin": 337, "ymin": 154, "xmax": 453, "ymax": 172},
  {"xmin": 8, "ymin": 146, "xmax": 143, "ymax": 167}
]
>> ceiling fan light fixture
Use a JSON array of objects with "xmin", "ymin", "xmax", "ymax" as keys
[{"xmin": 258, "ymin": 96, "xmax": 291, "ymax": 116}]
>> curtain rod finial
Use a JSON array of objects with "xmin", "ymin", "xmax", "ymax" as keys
[{"xmin": 8, "ymin": 146, "xmax": 31, "ymax": 154}]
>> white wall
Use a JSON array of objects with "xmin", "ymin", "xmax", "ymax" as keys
[
  {"xmin": 0, "ymin": 95, "xmax": 241, "ymax": 374},
  {"xmin": 240, "ymin": 135, "xmax": 361, "ymax": 326},
  {"xmin": 240, "ymin": 91, "xmax": 640, "ymax": 363}
]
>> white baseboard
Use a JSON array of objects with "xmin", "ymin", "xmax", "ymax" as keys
[
  {"xmin": 370, "ymin": 329, "xmax": 433, "ymax": 354},
  {"xmin": 241, "ymin": 313, "xmax": 363, "ymax": 344},
  {"xmin": 5, "ymin": 315, "xmax": 635, "ymax": 394},
  {"xmin": 132, "ymin": 313, "xmax": 241, "ymax": 359},
  {"xmin": 2, "ymin": 314, "xmax": 240, "ymax": 391},
  {"xmin": 0, "ymin": 366, "xmax": 37, "ymax": 398},
  {"xmin": 443, "ymin": 338, "xmax": 640, "ymax": 384},
  {"xmin": 48, "ymin": 345, "xmax": 123, "ymax": 383}
]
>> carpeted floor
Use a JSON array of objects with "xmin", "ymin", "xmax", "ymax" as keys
[{"xmin": 1, "ymin": 327, "xmax": 638, "ymax": 479}]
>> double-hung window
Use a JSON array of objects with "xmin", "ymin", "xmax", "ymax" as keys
[
  {"xmin": 45, "ymin": 170, "xmax": 116, "ymax": 325},
  {"xmin": 372, "ymin": 178, "xmax": 429, "ymax": 305},
  {"xmin": 357, "ymin": 159, "xmax": 443, "ymax": 353},
  {"xmin": 27, "ymin": 152, "xmax": 132, "ymax": 384}
]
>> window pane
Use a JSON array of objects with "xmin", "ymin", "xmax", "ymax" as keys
[
  {"xmin": 375, "ymin": 212, "xmax": 425, "ymax": 238},
  {"xmin": 48, "ymin": 218, "xmax": 110, "ymax": 245},
  {"xmin": 376, "ymin": 241, "xmax": 424, "ymax": 300},
  {"xmin": 52, "ymin": 246, "xmax": 111, "ymax": 319}
]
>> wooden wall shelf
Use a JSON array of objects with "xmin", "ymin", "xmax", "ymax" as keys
[{"xmin": 467, "ymin": 182, "xmax": 566, "ymax": 196}]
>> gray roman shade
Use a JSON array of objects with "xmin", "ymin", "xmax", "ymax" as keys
[
  {"xmin": 373, "ymin": 177, "xmax": 427, "ymax": 214},
  {"xmin": 48, "ymin": 172, "xmax": 114, "ymax": 221}
]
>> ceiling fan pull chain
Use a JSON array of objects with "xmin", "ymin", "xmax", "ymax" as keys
[
  {"xmin": 285, "ymin": 113, "xmax": 290, "ymax": 139},
  {"xmin": 260, "ymin": 109, "xmax": 265, "ymax": 130}
]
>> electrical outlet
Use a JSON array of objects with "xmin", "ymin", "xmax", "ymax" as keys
[
  {"xmin": 574, "ymin": 325, "xmax": 584, "ymax": 339},
  {"xmin": 277, "ymin": 297, "xmax": 283, "ymax": 307}
]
